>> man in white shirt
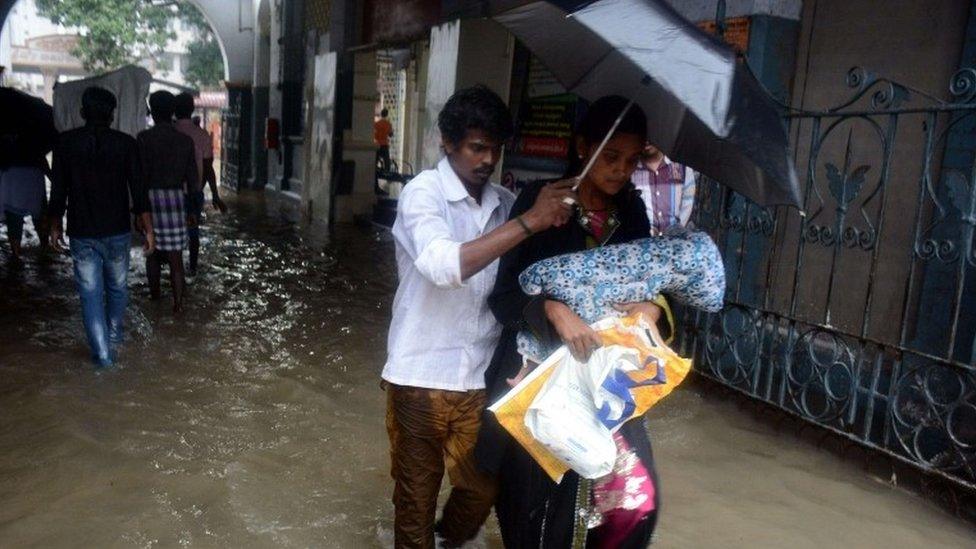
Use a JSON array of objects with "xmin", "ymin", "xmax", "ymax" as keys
[{"xmin": 383, "ymin": 85, "xmax": 575, "ymax": 548}]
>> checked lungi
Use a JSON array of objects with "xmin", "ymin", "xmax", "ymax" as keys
[{"xmin": 148, "ymin": 188, "xmax": 188, "ymax": 252}]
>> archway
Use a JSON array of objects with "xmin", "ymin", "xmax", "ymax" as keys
[{"xmin": 183, "ymin": 0, "xmax": 254, "ymax": 85}]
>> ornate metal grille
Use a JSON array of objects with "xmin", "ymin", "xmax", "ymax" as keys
[{"xmin": 677, "ymin": 67, "xmax": 976, "ymax": 497}]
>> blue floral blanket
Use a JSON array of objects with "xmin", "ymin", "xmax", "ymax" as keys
[{"xmin": 517, "ymin": 228, "xmax": 726, "ymax": 362}]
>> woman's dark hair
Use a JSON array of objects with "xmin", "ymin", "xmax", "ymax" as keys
[
  {"xmin": 578, "ymin": 95, "xmax": 647, "ymax": 145},
  {"xmin": 81, "ymin": 86, "xmax": 117, "ymax": 124},
  {"xmin": 438, "ymin": 85, "xmax": 514, "ymax": 145},
  {"xmin": 565, "ymin": 95, "xmax": 647, "ymax": 175}
]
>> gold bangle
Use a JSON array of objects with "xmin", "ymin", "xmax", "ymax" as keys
[{"xmin": 516, "ymin": 215, "xmax": 533, "ymax": 237}]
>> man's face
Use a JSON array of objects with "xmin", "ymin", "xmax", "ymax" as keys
[{"xmin": 444, "ymin": 129, "xmax": 503, "ymax": 188}]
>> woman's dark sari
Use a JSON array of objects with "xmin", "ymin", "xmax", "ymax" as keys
[{"xmin": 476, "ymin": 179, "xmax": 660, "ymax": 548}]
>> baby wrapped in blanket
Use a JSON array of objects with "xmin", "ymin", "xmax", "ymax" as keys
[{"xmin": 516, "ymin": 228, "xmax": 727, "ymax": 363}]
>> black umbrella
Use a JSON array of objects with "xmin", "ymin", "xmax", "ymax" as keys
[
  {"xmin": 493, "ymin": 0, "xmax": 803, "ymax": 208},
  {"xmin": 0, "ymin": 87, "xmax": 58, "ymax": 169}
]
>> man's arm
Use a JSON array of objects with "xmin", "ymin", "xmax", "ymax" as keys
[
  {"xmin": 48, "ymin": 139, "xmax": 68, "ymax": 224},
  {"xmin": 127, "ymin": 138, "xmax": 154, "ymax": 254},
  {"xmin": 48, "ymin": 138, "xmax": 69, "ymax": 248},
  {"xmin": 203, "ymin": 158, "xmax": 218, "ymax": 195},
  {"xmin": 201, "ymin": 128, "xmax": 226, "ymax": 211},
  {"xmin": 459, "ymin": 183, "xmax": 572, "ymax": 280},
  {"xmin": 399, "ymin": 180, "xmax": 575, "ymax": 288}
]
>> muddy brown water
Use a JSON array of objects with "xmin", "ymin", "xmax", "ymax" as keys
[{"xmin": 0, "ymin": 194, "xmax": 973, "ymax": 548}]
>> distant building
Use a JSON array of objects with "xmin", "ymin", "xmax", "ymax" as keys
[{"xmin": 0, "ymin": 0, "xmax": 200, "ymax": 101}]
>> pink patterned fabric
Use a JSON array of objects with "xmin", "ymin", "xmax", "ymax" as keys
[{"xmin": 588, "ymin": 432, "xmax": 656, "ymax": 547}]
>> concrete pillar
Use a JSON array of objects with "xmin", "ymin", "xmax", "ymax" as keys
[
  {"xmin": 332, "ymin": 50, "xmax": 378, "ymax": 224},
  {"xmin": 249, "ymin": 0, "xmax": 272, "ymax": 189},
  {"xmin": 277, "ymin": 0, "xmax": 306, "ymax": 192},
  {"xmin": 40, "ymin": 68, "xmax": 58, "ymax": 104}
]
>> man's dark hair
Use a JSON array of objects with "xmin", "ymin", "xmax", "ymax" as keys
[
  {"xmin": 174, "ymin": 92, "xmax": 196, "ymax": 119},
  {"xmin": 578, "ymin": 95, "xmax": 647, "ymax": 145},
  {"xmin": 148, "ymin": 90, "xmax": 176, "ymax": 122},
  {"xmin": 437, "ymin": 85, "xmax": 514, "ymax": 145},
  {"xmin": 380, "ymin": 108, "xmax": 389, "ymax": 118},
  {"xmin": 81, "ymin": 86, "xmax": 117, "ymax": 124}
]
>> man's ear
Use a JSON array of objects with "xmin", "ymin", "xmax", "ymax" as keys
[{"xmin": 442, "ymin": 138, "xmax": 456, "ymax": 155}]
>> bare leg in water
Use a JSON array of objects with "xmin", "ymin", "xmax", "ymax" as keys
[
  {"xmin": 146, "ymin": 250, "xmax": 185, "ymax": 312},
  {"xmin": 165, "ymin": 251, "xmax": 185, "ymax": 312}
]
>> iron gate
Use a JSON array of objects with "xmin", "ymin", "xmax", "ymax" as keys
[
  {"xmin": 221, "ymin": 100, "xmax": 242, "ymax": 191},
  {"xmin": 677, "ymin": 67, "xmax": 976, "ymax": 499}
]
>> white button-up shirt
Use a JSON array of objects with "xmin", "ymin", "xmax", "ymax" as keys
[{"xmin": 383, "ymin": 157, "xmax": 516, "ymax": 391}]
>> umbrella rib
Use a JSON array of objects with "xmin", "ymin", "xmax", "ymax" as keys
[{"xmin": 563, "ymin": 46, "xmax": 617, "ymax": 92}]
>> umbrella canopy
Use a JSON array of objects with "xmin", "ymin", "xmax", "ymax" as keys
[
  {"xmin": 0, "ymin": 87, "xmax": 57, "ymax": 169},
  {"xmin": 493, "ymin": 0, "xmax": 802, "ymax": 208}
]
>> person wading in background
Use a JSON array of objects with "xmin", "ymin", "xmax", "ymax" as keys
[
  {"xmin": 49, "ymin": 86, "xmax": 153, "ymax": 367},
  {"xmin": 137, "ymin": 91, "xmax": 199, "ymax": 313}
]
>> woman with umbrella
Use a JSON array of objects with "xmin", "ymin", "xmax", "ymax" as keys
[{"xmin": 478, "ymin": 96, "xmax": 665, "ymax": 547}]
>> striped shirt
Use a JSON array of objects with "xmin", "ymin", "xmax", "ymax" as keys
[{"xmin": 631, "ymin": 157, "xmax": 696, "ymax": 235}]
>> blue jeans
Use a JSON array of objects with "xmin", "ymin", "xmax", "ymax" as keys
[{"xmin": 70, "ymin": 233, "xmax": 131, "ymax": 366}]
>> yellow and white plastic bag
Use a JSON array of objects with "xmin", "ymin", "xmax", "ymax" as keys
[{"xmin": 489, "ymin": 315, "xmax": 691, "ymax": 482}]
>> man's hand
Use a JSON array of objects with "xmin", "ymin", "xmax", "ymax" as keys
[
  {"xmin": 522, "ymin": 180, "xmax": 577, "ymax": 233},
  {"xmin": 49, "ymin": 223, "xmax": 66, "ymax": 252},
  {"xmin": 545, "ymin": 299, "xmax": 602, "ymax": 362},
  {"xmin": 144, "ymin": 230, "xmax": 156, "ymax": 255},
  {"xmin": 136, "ymin": 213, "xmax": 155, "ymax": 256}
]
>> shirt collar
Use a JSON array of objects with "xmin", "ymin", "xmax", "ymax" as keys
[
  {"xmin": 437, "ymin": 157, "xmax": 470, "ymax": 202},
  {"xmin": 436, "ymin": 157, "xmax": 501, "ymax": 214},
  {"xmin": 639, "ymin": 154, "xmax": 673, "ymax": 171}
]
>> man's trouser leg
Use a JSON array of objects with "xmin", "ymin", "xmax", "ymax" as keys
[
  {"xmin": 70, "ymin": 237, "xmax": 111, "ymax": 366},
  {"xmin": 437, "ymin": 390, "xmax": 497, "ymax": 547},
  {"xmin": 103, "ymin": 233, "xmax": 131, "ymax": 346},
  {"xmin": 387, "ymin": 385, "xmax": 448, "ymax": 549}
]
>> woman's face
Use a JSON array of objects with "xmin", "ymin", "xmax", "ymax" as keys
[{"xmin": 577, "ymin": 132, "xmax": 644, "ymax": 196}]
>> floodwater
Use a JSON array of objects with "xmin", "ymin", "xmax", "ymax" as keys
[{"xmin": 0, "ymin": 193, "xmax": 973, "ymax": 548}]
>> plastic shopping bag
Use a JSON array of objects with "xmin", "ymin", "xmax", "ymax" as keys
[{"xmin": 489, "ymin": 315, "xmax": 691, "ymax": 482}]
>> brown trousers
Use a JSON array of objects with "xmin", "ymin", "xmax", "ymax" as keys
[{"xmin": 386, "ymin": 384, "xmax": 497, "ymax": 549}]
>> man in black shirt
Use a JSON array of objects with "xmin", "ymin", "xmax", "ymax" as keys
[
  {"xmin": 49, "ymin": 87, "xmax": 154, "ymax": 367},
  {"xmin": 137, "ymin": 91, "xmax": 198, "ymax": 313}
]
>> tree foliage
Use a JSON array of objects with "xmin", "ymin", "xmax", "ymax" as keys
[
  {"xmin": 36, "ymin": 0, "xmax": 174, "ymax": 72},
  {"xmin": 178, "ymin": 4, "xmax": 224, "ymax": 88},
  {"xmin": 35, "ymin": 0, "xmax": 224, "ymax": 88},
  {"xmin": 183, "ymin": 33, "xmax": 223, "ymax": 88}
]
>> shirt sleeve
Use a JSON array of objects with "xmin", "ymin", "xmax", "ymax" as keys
[
  {"xmin": 395, "ymin": 183, "xmax": 463, "ymax": 289},
  {"xmin": 679, "ymin": 166, "xmax": 697, "ymax": 227}
]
